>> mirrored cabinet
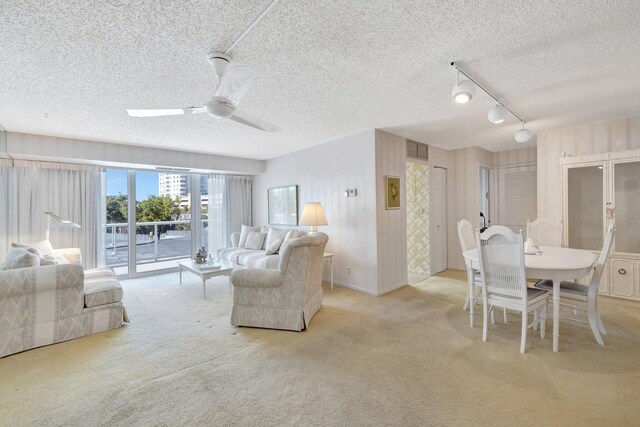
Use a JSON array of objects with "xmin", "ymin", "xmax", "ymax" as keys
[{"xmin": 562, "ymin": 150, "xmax": 640, "ymax": 301}]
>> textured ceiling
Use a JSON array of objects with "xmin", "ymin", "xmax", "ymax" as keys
[{"xmin": 2, "ymin": 1, "xmax": 640, "ymax": 160}]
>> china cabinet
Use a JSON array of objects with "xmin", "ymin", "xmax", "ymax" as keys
[{"xmin": 562, "ymin": 149, "xmax": 640, "ymax": 301}]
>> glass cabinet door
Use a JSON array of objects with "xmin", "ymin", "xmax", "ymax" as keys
[
  {"xmin": 567, "ymin": 165, "xmax": 604, "ymax": 250},
  {"xmin": 614, "ymin": 161, "xmax": 640, "ymax": 254}
]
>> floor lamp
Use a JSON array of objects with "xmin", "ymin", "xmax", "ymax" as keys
[{"xmin": 45, "ymin": 211, "xmax": 81, "ymax": 240}]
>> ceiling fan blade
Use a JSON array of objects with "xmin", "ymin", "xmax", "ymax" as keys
[
  {"xmin": 230, "ymin": 110, "xmax": 282, "ymax": 132},
  {"xmin": 126, "ymin": 107, "xmax": 205, "ymax": 117},
  {"xmin": 215, "ymin": 65, "xmax": 258, "ymax": 104}
]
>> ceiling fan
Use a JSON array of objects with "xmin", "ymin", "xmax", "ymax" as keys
[{"xmin": 126, "ymin": 52, "xmax": 281, "ymax": 132}]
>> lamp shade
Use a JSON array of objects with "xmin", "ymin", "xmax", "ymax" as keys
[
  {"xmin": 451, "ymin": 79, "xmax": 475, "ymax": 104},
  {"xmin": 488, "ymin": 104, "xmax": 507, "ymax": 124},
  {"xmin": 52, "ymin": 220, "xmax": 82, "ymax": 229},
  {"xmin": 514, "ymin": 127, "xmax": 533, "ymax": 143},
  {"xmin": 299, "ymin": 202, "xmax": 327, "ymax": 232}
]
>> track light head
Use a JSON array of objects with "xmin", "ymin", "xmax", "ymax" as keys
[
  {"xmin": 515, "ymin": 125, "xmax": 533, "ymax": 143},
  {"xmin": 452, "ymin": 79, "xmax": 475, "ymax": 104},
  {"xmin": 488, "ymin": 104, "xmax": 507, "ymax": 124}
]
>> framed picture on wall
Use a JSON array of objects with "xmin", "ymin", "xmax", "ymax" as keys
[
  {"xmin": 385, "ymin": 176, "xmax": 401, "ymax": 210},
  {"xmin": 268, "ymin": 185, "xmax": 299, "ymax": 225}
]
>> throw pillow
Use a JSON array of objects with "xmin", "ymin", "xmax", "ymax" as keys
[
  {"xmin": 31, "ymin": 240, "xmax": 54, "ymax": 257},
  {"xmin": 284, "ymin": 228, "xmax": 299, "ymax": 240},
  {"xmin": 5, "ymin": 248, "xmax": 40, "ymax": 270},
  {"xmin": 244, "ymin": 231, "xmax": 266, "ymax": 250},
  {"xmin": 238, "ymin": 225, "xmax": 261, "ymax": 247},
  {"xmin": 278, "ymin": 229, "xmax": 301, "ymax": 255},
  {"xmin": 40, "ymin": 255, "xmax": 59, "ymax": 266},
  {"xmin": 279, "ymin": 229, "xmax": 300, "ymax": 252},
  {"xmin": 11, "ymin": 243, "xmax": 43, "ymax": 259},
  {"xmin": 278, "ymin": 238, "xmax": 293, "ymax": 257},
  {"xmin": 42, "ymin": 254, "xmax": 69, "ymax": 265},
  {"xmin": 260, "ymin": 226, "xmax": 270, "ymax": 249},
  {"xmin": 265, "ymin": 228, "xmax": 289, "ymax": 255}
]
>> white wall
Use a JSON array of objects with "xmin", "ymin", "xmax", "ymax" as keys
[
  {"xmin": 537, "ymin": 116, "xmax": 640, "ymax": 221},
  {"xmin": 2, "ymin": 132, "xmax": 264, "ymax": 174},
  {"xmin": 253, "ymin": 130, "xmax": 380, "ymax": 295},
  {"xmin": 375, "ymin": 130, "xmax": 408, "ymax": 294}
]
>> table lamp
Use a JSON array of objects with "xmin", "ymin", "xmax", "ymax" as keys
[{"xmin": 299, "ymin": 202, "xmax": 327, "ymax": 232}]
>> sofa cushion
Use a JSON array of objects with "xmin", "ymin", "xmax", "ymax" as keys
[
  {"xmin": 265, "ymin": 228, "xmax": 289, "ymax": 255},
  {"xmin": 238, "ymin": 225, "xmax": 261, "ymax": 247},
  {"xmin": 4, "ymin": 248, "xmax": 40, "ymax": 270},
  {"xmin": 218, "ymin": 248, "xmax": 252, "ymax": 264},
  {"xmin": 245, "ymin": 231, "xmax": 266, "ymax": 250},
  {"xmin": 85, "ymin": 267, "xmax": 116, "ymax": 280},
  {"xmin": 84, "ymin": 277, "xmax": 123, "ymax": 308},
  {"xmin": 237, "ymin": 251, "xmax": 280, "ymax": 269}
]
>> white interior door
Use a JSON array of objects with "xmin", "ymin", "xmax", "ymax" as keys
[{"xmin": 430, "ymin": 167, "xmax": 447, "ymax": 274}]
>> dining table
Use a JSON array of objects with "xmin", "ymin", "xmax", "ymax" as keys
[{"xmin": 463, "ymin": 245, "xmax": 596, "ymax": 352}]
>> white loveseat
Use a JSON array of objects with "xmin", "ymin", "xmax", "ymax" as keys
[
  {"xmin": 0, "ymin": 244, "xmax": 127, "ymax": 358},
  {"xmin": 217, "ymin": 227, "xmax": 308, "ymax": 269}
]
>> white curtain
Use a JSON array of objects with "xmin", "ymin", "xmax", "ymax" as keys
[
  {"xmin": 225, "ymin": 175, "xmax": 253, "ymax": 238},
  {"xmin": 207, "ymin": 174, "xmax": 253, "ymax": 254},
  {"xmin": 0, "ymin": 159, "xmax": 105, "ymax": 269}
]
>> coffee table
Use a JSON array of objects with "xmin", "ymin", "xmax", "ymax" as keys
[{"xmin": 178, "ymin": 260, "xmax": 234, "ymax": 299}]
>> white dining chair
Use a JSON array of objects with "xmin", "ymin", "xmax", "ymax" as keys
[
  {"xmin": 534, "ymin": 223, "xmax": 615, "ymax": 346},
  {"xmin": 476, "ymin": 226, "xmax": 549, "ymax": 353},
  {"xmin": 457, "ymin": 220, "xmax": 481, "ymax": 312},
  {"xmin": 458, "ymin": 220, "xmax": 508, "ymax": 327},
  {"xmin": 526, "ymin": 217, "xmax": 563, "ymax": 247}
]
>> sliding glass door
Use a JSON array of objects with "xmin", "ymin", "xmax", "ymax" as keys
[
  {"xmin": 105, "ymin": 168, "xmax": 208, "ymax": 277},
  {"xmin": 106, "ymin": 169, "xmax": 129, "ymax": 275}
]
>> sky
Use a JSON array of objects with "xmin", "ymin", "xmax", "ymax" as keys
[{"xmin": 106, "ymin": 169, "xmax": 158, "ymax": 200}]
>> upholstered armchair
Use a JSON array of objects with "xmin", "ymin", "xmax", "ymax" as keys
[{"xmin": 230, "ymin": 232, "xmax": 329, "ymax": 331}]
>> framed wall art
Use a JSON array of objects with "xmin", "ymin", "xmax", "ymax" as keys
[
  {"xmin": 268, "ymin": 185, "xmax": 299, "ymax": 225},
  {"xmin": 385, "ymin": 176, "xmax": 401, "ymax": 210}
]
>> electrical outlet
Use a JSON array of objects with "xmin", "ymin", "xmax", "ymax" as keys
[{"xmin": 347, "ymin": 266, "xmax": 351, "ymax": 275}]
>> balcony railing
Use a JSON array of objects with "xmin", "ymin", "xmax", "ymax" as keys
[{"xmin": 106, "ymin": 220, "xmax": 208, "ymax": 267}]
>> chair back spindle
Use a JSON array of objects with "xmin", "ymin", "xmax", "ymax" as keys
[
  {"xmin": 526, "ymin": 217, "xmax": 563, "ymax": 247},
  {"xmin": 457, "ymin": 219, "xmax": 476, "ymax": 252},
  {"xmin": 476, "ymin": 226, "xmax": 528, "ymax": 302}
]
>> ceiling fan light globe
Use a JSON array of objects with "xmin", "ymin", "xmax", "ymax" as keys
[
  {"xmin": 205, "ymin": 101, "xmax": 235, "ymax": 119},
  {"xmin": 515, "ymin": 128, "xmax": 533, "ymax": 143},
  {"xmin": 452, "ymin": 79, "xmax": 475, "ymax": 104},
  {"xmin": 488, "ymin": 105, "xmax": 508, "ymax": 124}
]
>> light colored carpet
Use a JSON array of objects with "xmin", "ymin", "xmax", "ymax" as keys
[{"xmin": 1, "ymin": 270, "xmax": 640, "ymax": 426}]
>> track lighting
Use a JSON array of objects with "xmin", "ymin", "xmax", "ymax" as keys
[
  {"xmin": 451, "ymin": 62, "xmax": 534, "ymax": 144},
  {"xmin": 488, "ymin": 104, "xmax": 507, "ymax": 124},
  {"xmin": 514, "ymin": 125, "xmax": 532, "ymax": 143},
  {"xmin": 451, "ymin": 71, "xmax": 475, "ymax": 104}
]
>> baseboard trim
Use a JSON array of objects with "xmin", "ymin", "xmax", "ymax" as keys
[
  {"xmin": 328, "ymin": 280, "xmax": 378, "ymax": 296},
  {"xmin": 376, "ymin": 282, "xmax": 409, "ymax": 296}
]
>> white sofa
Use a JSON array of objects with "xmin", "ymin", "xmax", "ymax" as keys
[
  {"xmin": 230, "ymin": 233, "xmax": 329, "ymax": 331},
  {"xmin": 0, "ymin": 244, "xmax": 127, "ymax": 358},
  {"xmin": 217, "ymin": 227, "xmax": 308, "ymax": 269}
]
